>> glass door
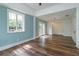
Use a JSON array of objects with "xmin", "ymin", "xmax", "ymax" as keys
[{"xmin": 39, "ymin": 22, "xmax": 46, "ymax": 36}]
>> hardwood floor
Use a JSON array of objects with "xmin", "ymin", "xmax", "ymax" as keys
[{"xmin": 0, "ymin": 35, "xmax": 79, "ymax": 56}]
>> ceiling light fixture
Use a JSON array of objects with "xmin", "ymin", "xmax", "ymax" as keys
[{"xmin": 39, "ymin": 3, "xmax": 42, "ymax": 6}]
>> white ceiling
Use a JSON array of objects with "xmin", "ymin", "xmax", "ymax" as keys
[
  {"xmin": 23, "ymin": 3, "xmax": 59, "ymax": 11},
  {"xmin": 0, "ymin": 3, "xmax": 78, "ymax": 17},
  {"xmin": 38, "ymin": 8, "xmax": 76, "ymax": 22},
  {"xmin": 0, "ymin": 3, "xmax": 35, "ymax": 15}
]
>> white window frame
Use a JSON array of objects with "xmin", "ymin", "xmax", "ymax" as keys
[{"xmin": 7, "ymin": 9, "xmax": 25, "ymax": 33}]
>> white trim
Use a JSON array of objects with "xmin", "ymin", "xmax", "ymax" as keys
[
  {"xmin": 0, "ymin": 36, "xmax": 39, "ymax": 51},
  {"xmin": 7, "ymin": 9, "xmax": 25, "ymax": 33},
  {"xmin": 7, "ymin": 9, "xmax": 9, "ymax": 33},
  {"xmin": 76, "ymin": 43, "xmax": 79, "ymax": 49},
  {"xmin": 33, "ymin": 17, "xmax": 36, "ymax": 38}
]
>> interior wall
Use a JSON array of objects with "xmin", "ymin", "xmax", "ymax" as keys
[
  {"xmin": 52, "ymin": 21, "xmax": 64, "ymax": 35},
  {"xmin": 63, "ymin": 18, "xmax": 72, "ymax": 36},
  {"xmin": 51, "ymin": 18, "xmax": 73, "ymax": 36},
  {"xmin": 0, "ymin": 6, "xmax": 34, "ymax": 47}
]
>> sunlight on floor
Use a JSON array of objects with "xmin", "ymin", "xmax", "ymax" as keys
[{"xmin": 23, "ymin": 45, "xmax": 32, "ymax": 49}]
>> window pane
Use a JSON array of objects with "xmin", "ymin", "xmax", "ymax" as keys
[
  {"xmin": 43, "ymin": 24, "xmax": 45, "ymax": 35},
  {"xmin": 9, "ymin": 12, "xmax": 17, "ymax": 32},
  {"xmin": 39, "ymin": 22, "xmax": 43, "ymax": 36},
  {"xmin": 17, "ymin": 14, "xmax": 24, "ymax": 31},
  {"xmin": 8, "ymin": 10, "xmax": 25, "ymax": 33},
  {"xmin": 39, "ymin": 22, "xmax": 46, "ymax": 36}
]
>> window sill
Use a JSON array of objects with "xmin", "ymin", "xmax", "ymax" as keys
[{"xmin": 7, "ymin": 30, "xmax": 25, "ymax": 33}]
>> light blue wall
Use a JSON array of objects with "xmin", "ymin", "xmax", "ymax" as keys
[
  {"xmin": 0, "ymin": 6, "xmax": 34, "ymax": 47},
  {"xmin": 35, "ymin": 18, "xmax": 47, "ymax": 36}
]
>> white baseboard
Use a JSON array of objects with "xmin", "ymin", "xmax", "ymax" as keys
[
  {"xmin": 0, "ymin": 36, "xmax": 39, "ymax": 51},
  {"xmin": 76, "ymin": 41, "xmax": 79, "ymax": 49},
  {"xmin": 76, "ymin": 44, "xmax": 79, "ymax": 49}
]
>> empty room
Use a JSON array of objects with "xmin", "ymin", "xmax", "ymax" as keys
[{"xmin": 0, "ymin": 3, "xmax": 79, "ymax": 56}]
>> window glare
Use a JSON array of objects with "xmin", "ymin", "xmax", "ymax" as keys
[
  {"xmin": 17, "ymin": 15, "xmax": 23, "ymax": 21},
  {"xmin": 39, "ymin": 22, "xmax": 46, "ymax": 36},
  {"xmin": 9, "ymin": 12, "xmax": 16, "ymax": 20}
]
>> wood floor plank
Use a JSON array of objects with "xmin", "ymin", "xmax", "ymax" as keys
[{"xmin": 0, "ymin": 35, "xmax": 79, "ymax": 56}]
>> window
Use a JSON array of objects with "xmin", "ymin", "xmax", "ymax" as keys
[
  {"xmin": 8, "ymin": 10, "xmax": 25, "ymax": 33},
  {"xmin": 39, "ymin": 22, "xmax": 46, "ymax": 36}
]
